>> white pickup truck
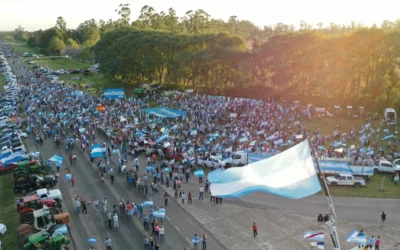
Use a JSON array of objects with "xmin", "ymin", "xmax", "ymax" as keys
[
  {"xmin": 26, "ymin": 188, "xmax": 63, "ymax": 202},
  {"xmin": 326, "ymin": 173, "xmax": 366, "ymax": 188},
  {"xmin": 197, "ymin": 155, "xmax": 231, "ymax": 168}
]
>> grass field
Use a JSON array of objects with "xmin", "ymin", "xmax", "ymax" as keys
[
  {"xmin": 0, "ymin": 174, "xmax": 23, "ymax": 250},
  {"xmin": 9, "ymin": 42, "xmax": 40, "ymax": 56},
  {"xmin": 32, "ymin": 58, "xmax": 89, "ymax": 70},
  {"xmin": 0, "ymin": 74, "xmax": 5, "ymax": 94},
  {"xmin": 324, "ymin": 173, "xmax": 400, "ymax": 198}
]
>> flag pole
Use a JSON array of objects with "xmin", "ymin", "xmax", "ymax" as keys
[{"xmin": 307, "ymin": 138, "xmax": 342, "ymax": 250}]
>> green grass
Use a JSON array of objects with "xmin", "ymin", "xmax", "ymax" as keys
[
  {"xmin": 32, "ymin": 58, "xmax": 89, "ymax": 70},
  {"xmin": 0, "ymin": 175, "xmax": 23, "ymax": 250},
  {"xmin": 326, "ymin": 173, "xmax": 400, "ymax": 198},
  {"xmin": 0, "ymin": 74, "xmax": 5, "ymax": 94},
  {"xmin": 9, "ymin": 43, "xmax": 40, "ymax": 56}
]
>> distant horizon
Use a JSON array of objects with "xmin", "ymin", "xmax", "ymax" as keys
[{"xmin": 1, "ymin": 0, "xmax": 400, "ymax": 31}]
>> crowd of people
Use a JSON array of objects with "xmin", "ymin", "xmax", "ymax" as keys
[{"xmin": 1, "ymin": 39, "xmax": 396, "ymax": 250}]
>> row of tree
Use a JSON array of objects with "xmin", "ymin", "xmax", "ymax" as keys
[
  {"xmin": 94, "ymin": 27, "xmax": 400, "ymax": 108},
  {"xmin": 4, "ymin": 4, "xmax": 400, "ymax": 109}
]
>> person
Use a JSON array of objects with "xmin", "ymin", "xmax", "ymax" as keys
[
  {"xmin": 252, "ymin": 222, "xmax": 258, "ymax": 237},
  {"xmin": 375, "ymin": 236, "xmax": 381, "ymax": 250},
  {"xmin": 159, "ymin": 226, "xmax": 165, "ymax": 241},
  {"xmin": 75, "ymin": 197, "xmax": 81, "ymax": 213},
  {"xmin": 104, "ymin": 237, "xmax": 112, "ymax": 250},
  {"xmin": 71, "ymin": 174, "xmax": 75, "ymax": 187},
  {"xmin": 324, "ymin": 214, "xmax": 329, "ymax": 222},
  {"xmin": 144, "ymin": 235, "xmax": 150, "ymax": 250},
  {"xmin": 193, "ymin": 234, "xmax": 200, "ymax": 250},
  {"xmin": 94, "ymin": 198, "xmax": 99, "ymax": 212},
  {"xmin": 317, "ymin": 214, "xmax": 323, "ymax": 222},
  {"xmin": 102, "ymin": 198, "xmax": 107, "ymax": 213},
  {"xmin": 110, "ymin": 174, "xmax": 115, "ymax": 184},
  {"xmin": 155, "ymin": 243, "xmax": 160, "ymax": 250},
  {"xmin": 164, "ymin": 192, "xmax": 169, "ymax": 206},
  {"xmin": 368, "ymin": 236, "xmax": 375, "ymax": 248},
  {"xmin": 202, "ymin": 233, "xmax": 207, "ymax": 249},
  {"xmin": 81, "ymin": 200, "xmax": 87, "ymax": 214},
  {"xmin": 199, "ymin": 186, "xmax": 204, "ymax": 200},
  {"xmin": 113, "ymin": 213, "xmax": 119, "ymax": 228},
  {"xmin": 107, "ymin": 211, "xmax": 112, "ymax": 228},
  {"xmin": 381, "ymin": 212, "xmax": 386, "ymax": 227}
]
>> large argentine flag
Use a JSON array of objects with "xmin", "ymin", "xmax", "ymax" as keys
[
  {"xmin": 91, "ymin": 144, "xmax": 105, "ymax": 158},
  {"xmin": 208, "ymin": 140, "xmax": 321, "ymax": 199}
]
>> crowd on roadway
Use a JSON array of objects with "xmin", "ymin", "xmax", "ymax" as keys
[{"xmin": 1, "ymin": 39, "xmax": 396, "ymax": 250}]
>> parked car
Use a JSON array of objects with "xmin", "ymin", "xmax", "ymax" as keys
[{"xmin": 326, "ymin": 173, "xmax": 366, "ymax": 188}]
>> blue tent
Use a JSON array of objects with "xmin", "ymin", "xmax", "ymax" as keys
[{"xmin": 104, "ymin": 89, "xmax": 125, "ymax": 99}]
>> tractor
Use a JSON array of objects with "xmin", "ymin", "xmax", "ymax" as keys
[
  {"xmin": 17, "ymin": 195, "xmax": 61, "ymax": 223},
  {"xmin": 19, "ymin": 207, "xmax": 69, "ymax": 230},
  {"xmin": 17, "ymin": 224, "xmax": 71, "ymax": 250},
  {"xmin": 14, "ymin": 161, "xmax": 53, "ymax": 177}
]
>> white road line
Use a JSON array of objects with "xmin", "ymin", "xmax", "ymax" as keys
[
  {"xmin": 185, "ymin": 237, "xmax": 191, "ymax": 244},
  {"xmin": 175, "ymin": 225, "xmax": 181, "ymax": 231},
  {"xmin": 165, "ymin": 215, "xmax": 171, "ymax": 221}
]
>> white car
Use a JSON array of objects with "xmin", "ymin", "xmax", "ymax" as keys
[
  {"xmin": 26, "ymin": 188, "xmax": 63, "ymax": 201},
  {"xmin": 197, "ymin": 155, "xmax": 228, "ymax": 168},
  {"xmin": 0, "ymin": 223, "xmax": 6, "ymax": 234}
]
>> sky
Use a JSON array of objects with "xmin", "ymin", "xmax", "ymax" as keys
[{"xmin": 0, "ymin": 0, "xmax": 399, "ymax": 31}]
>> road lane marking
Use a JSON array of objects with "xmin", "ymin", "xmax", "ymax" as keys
[
  {"xmin": 185, "ymin": 237, "xmax": 191, "ymax": 244},
  {"xmin": 175, "ymin": 225, "xmax": 181, "ymax": 231}
]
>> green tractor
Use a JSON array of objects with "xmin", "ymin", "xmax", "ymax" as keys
[
  {"xmin": 18, "ymin": 224, "xmax": 71, "ymax": 250},
  {"xmin": 15, "ymin": 161, "xmax": 54, "ymax": 177}
]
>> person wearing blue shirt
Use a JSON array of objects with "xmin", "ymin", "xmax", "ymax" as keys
[
  {"xmin": 192, "ymin": 234, "xmax": 199, "ymax": 250},
  {"xmin": 368, "ymin": 235, "xmax": 375, "ymax": 248}
]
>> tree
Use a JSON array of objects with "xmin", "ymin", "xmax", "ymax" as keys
[
  {"xmin": 116, "ymin": 3, "xmax": 131, "ymax": 26},
  {"xmin": 48, "ymin": 36, "xmax": 65, "ymax": 54}
]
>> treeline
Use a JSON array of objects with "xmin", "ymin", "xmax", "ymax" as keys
[
  {"xmin": 95, "ymin": 27, "xmax": 400, "ymax": 110},
  {"xmin": 5, "ymin": 4, "xmax": 400, "ymax": 109}
]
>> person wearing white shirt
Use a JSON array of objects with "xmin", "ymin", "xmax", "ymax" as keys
[
  {"xmin": 159, "ymin": 226, "xmax": 165, "ymax": 241},
  {"xmin": 113, "ymin": 213, "xmax": 119, "ymax": 228},
  {"xmin": 199, "ymin": 186, "xmax": 204, "ymax": 200}
]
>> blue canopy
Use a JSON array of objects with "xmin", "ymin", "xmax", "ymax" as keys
[
  {"xmin": 142, "ymin": 107, "xmax": 185, "ymax": 119},
  {"xmin": 104, "ymin": 88, "xmax": 125, "ymax": 99}
]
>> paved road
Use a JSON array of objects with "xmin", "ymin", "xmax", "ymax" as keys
[
  {"xmin": 7, "ymin": 51, "xmax": 226, "ymax": 249},
  {"xmin": 238, "ymin": 192, "xmax": 400, "ymax": 224}
]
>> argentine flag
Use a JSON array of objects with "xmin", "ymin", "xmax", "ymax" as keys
[
  {"xmin": 140, "ymin": 200, "xmax": 153, "ymax": 207},
  {"xmin": 194, "ymin": 169, "xmax": 205, "ymax": 177},
  {"xmin": 303, "ymin": 232, "xmax": 324, "ymax": 241},
  {"xmin": 91, "ymin": 144, "xmax": 105, "ymax": 158},
  {"xmin": 153, "ymin": 208, "xmax": 166, "ymax": 218},
  {"xmin": 208, "ymin": 140, "xmax": 321, "ymax": 199},
  {"xmin": 49, "ymin": 155, "xmax": 64, "ymax": 166},
  {"xmin": 345, "ymin": 230, "xmax": 367, "ymax": 245}
]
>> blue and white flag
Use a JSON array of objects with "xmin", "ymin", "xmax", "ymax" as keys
[
  {"xmin": 140, "ymin": 200, "xmax": 153, "ymax": 207},
  {"xmin": 91, "ymin": 144, "xmax": 104, "ymax": 158},
  {"xmin": 146, "ymin": 166, "xmax": 155, "ymax": 172},
  {"xmin": 88, "ymin": 238, "xmax": 96, "ymax": 244},
  {"xmin": 153, "ymin": 208, "xmax": 166, "ymax": 218},
  {"xmin": 210, "ymin": 133, "xmax": 218, "ymax": 139},
  {"xmin": 49, "ymin": 155, "xmax": 64, "ymax": 166},
  {"xmin": 194, "ymin": 169, "xmax": 205, "ymax": 177},
  {"xmin": 112, "ymin": 149, "xmax": 120, "ymax": 154},
  {"xmin": 156, "ymin": 135, "xmax": 169, "ymax": 144},
  {"xmin": 1, "ymin": 152, "xmax": 28, "ymax": 165},
  {"xmin": 53, "ymin": 224, "xmax": 68, "ymax": 235},
  {"xmin": 382, "ymin": 134, "xmax": 393, "ymax": 140},
  {"xmin": 31, "ymin": 152, "xmax": 40, "ymax": 159},
  {"xmin": 64, "ymin": 174, "xmax": 72, "ymax": 181},
  {"xmin": 208, "ymin": 140, "xmax": 321, "ymax": 199},
  {"xmin": 164, "ymin": 167, "xmax": 170, "ymax": 172},
  {"xmin": 345, "ymin": 230, "xmax": 367, "ymax": 245}
]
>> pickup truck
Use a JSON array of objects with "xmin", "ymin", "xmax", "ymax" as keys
[
  {"xmin": 25, "ymin": 188, "xmax": 63, "ymax": 202},
  {"xmin": 197, "ymin": 155, "xmax": 231, "ymax": 168},
  {"xmin": 326, "ymin": 173, "xmax": 366, "ymax": 188}
]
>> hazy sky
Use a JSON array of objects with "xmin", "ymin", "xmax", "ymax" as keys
[{"xmin": 0, "ymin": 0, "xmax": 399, "ymax": 31}]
